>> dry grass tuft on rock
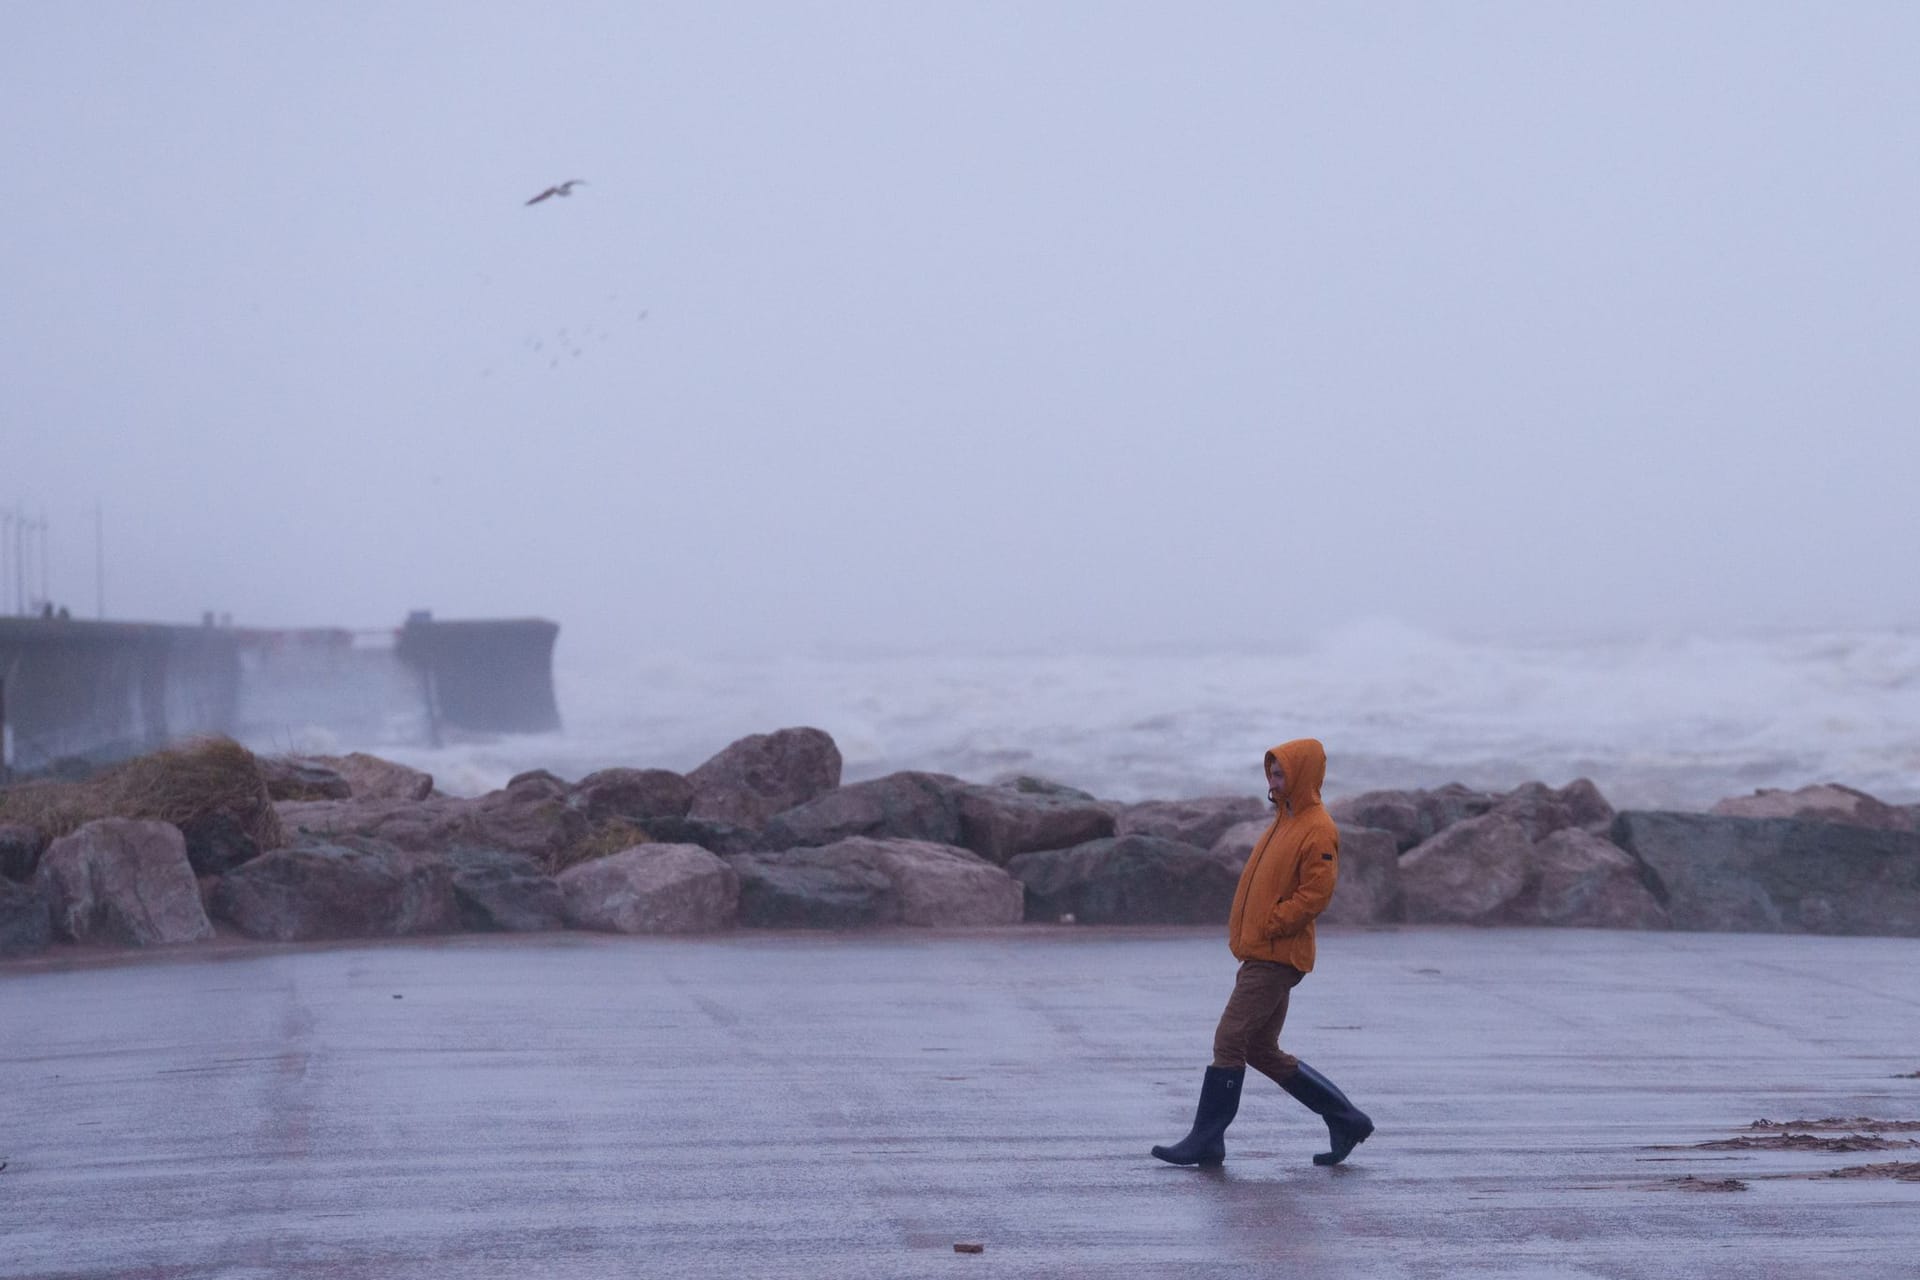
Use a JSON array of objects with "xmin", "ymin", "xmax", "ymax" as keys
[
  {"xmin": 550, "ymin": 819, "xmax": 652, "ymax": 874},
  {"xmin": 0, "ymin": 737, "xmax": 284, "ymax": 852}
]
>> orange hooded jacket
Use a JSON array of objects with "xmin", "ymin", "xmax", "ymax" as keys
[{"xmin": 1227, "ymin": 738, "xmax": 1339, "ymax": 972}]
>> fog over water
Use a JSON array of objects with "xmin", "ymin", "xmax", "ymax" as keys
[{"xmin": 5, "ymin": 5, "xmax": 1917, "ymax": 801}]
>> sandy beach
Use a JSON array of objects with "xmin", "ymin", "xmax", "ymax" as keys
[{"xmin": 4, "ymin": 925, "xmax": 1917, "ymax": 1279}]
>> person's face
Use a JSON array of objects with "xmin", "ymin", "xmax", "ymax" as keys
[{"xmin": 1266, "ymin": 757, "xmax": 1287, "ymax": 795}]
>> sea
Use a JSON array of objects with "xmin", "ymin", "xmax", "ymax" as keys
[{"xmin": 281, "ymin": 620, "xmax": 1920, "ymax": 811}]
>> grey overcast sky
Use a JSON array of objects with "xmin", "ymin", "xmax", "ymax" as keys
[{"xmin": 3, "ymin": 2, "xmax": 1915, "ymax": 655}]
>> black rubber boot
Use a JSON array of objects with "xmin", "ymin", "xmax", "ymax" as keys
[
  {"xmin": 1280, "ymin": 1060, "xmax": 1373, "ymax": 1166},
  {"xmin": 1151, "ymin": 1066, "xmax": 1244, "ymax": 1166}
]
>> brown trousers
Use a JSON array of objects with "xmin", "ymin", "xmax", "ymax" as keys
[{"xmin": 1211, "ymin": 958, "xmax": 1304, "ymax": 1084}]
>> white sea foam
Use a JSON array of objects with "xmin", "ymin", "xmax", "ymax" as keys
[{"xmin": 293, "ymin": 622, "xmax": 1920, "ymax": 809}]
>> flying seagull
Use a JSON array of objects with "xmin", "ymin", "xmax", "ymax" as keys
[{"xmin": 525, "ymin": 180, "xmax": 585, "ymax": 206}]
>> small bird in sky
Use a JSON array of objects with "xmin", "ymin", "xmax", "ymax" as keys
[{"xmin": 525, "ymin": 180, "xmax": 585, "ymax": 206}]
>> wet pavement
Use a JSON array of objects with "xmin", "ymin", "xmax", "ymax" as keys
[{"xmin": 3, "ymin": 925, "xmax": 1918, "ymax": 1279}]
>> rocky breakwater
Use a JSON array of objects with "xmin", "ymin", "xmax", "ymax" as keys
[
  {"xmin": 1, "ymin": 728, "xmax": 1021, "ymax": 955},
  {"xmin": 1612, "ymin": 785, "xmax": 1920, "ymax": 935},
  {"xmin": 4, "ymin": 733, "xmax": 1920, "ymax": 961},
  {"xmin": 1329, "ymin": 780, "xmax": 1920, "ymax": 936}
]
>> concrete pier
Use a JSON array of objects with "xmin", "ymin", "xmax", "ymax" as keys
[
  {"xmin": 0, "ymin": 617, "xmax": 240, "ymax": 771},
  {"xmin": 0, "ymin": 614, "xmax": 561, "ymax": 775},
  {"xmin": 3, "ymin": 925, "xmax": 1917, "ymax": 1278}
]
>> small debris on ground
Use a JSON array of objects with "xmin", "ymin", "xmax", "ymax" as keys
[
  {"xmin": 1662, "ymin": 1176, "xmax": 1749, "ymax": 1192},
  {"xmin": 1750, "ymin": 1116, "xmax": 1920, "ymax": 1132},
  {"xmin": 1894, "ymin": 1070, "xmax": 1920, "ymax": 1079},
  {"xmin": 954, "ymin": 1242, "xmax": 984, "ymax": 1254},
  {"xmin": 1811, "ymin": 1162, "xmax": 1920, "ymax": 1182},
  {"xmin": 1682, "ymin": 1133, "xmax": 1918, "ymax": 1153},
  {"xmin": 393, "ymin": 994, "xmax": 403, "ymax": 1000}
]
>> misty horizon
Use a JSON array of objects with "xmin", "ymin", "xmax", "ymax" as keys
[{"xmin": 5, "ymin": 3, "xmax": 1918, "ymax": 658}]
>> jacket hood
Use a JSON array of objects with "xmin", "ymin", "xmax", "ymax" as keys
[{"xmin": 1264, "ymin": 738, "xmax": 1327, "ymax": 812}]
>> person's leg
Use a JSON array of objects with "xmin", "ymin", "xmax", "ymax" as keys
[
  {"xmin": 1148, "ymin": 1062, "xmax": 1242, "ymax": 1166},
  {"xmin": 1152, "ymin": 962, "xmax": 1291, "ymax": 1166},
  {"xmin": 1241, "ymin": 964, "xmax": 1303, "ymax": 1086},
  {"xmin": 1235, "ymin": 965, "xmax": 1375, "ymax": 1165},
  {"xmin": 1210, "ymin": 960, "xmax": 1294, "ymax": 1069},
  {"xmin": 1280, "ymin": 1062, "xmax": 1375, "ymax": 1165}
]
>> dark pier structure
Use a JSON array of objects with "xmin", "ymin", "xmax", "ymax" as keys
[
  {"xmin": 0, "ymin": 618, "xmax": 239, "ymax": 772},
  {"xmin": 398, "ymin": 614, "xmax": 563, "ymax": 739},
  {"xmin": 0, "ymin": 614, "xmax": 560, "ymax": 776}
]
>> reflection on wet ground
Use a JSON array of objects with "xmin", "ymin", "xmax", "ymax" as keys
[{"xmin": 3, "ymin": 925, "xmax": 1918, "ymax": 1278}]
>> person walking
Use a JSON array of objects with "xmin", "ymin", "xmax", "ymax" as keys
[{"xmin": 1151, "ymin": 737, "xmax": 1374, "ymax": 1168}]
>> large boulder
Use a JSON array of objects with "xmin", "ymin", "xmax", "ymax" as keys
[
  {"xmin": 1, "ymin": 821, "xmax": 46, "ymax": 881},
  {"xmin": 1399, "ymin": 802, "xmax": 1664, "ymax": 929},
  {"xmin": 0, "ymin": 877, "xmax": 52, "ymax": 957},
  {"xmin": 953, "ymin": 783, "xmax": 1116, "ymax": 865},
  {"xmin": 315, "ymin": 753, "xmax": 435, "ymax": 803},
  {"xmin": 726, "ymin": 853, "xmax": 895, "ymax": 928},
  {"xmin": 464, "ymin": 781, "xmax": 590, "ymax": 864},
  {"xmin": 1610, "ymin": 811, "xmax": 1920, "ymax": 935},
  {"xmin": 685, "ymin": 727, "xmax": 842, "ymax": 827},
  {"xmin": 841, "ymin": 839, "xmax": 1022, "ymax": 927},
  {"xmin": 257, "ymin": 756, "xmax": 352, "ymax": 802},
  {"xmin": 1329, "ymin": 783, "xmax": 1500, "ymax": 853},
  {"xmin": 446, "ymin": 848, "xmax": 567, "ymax": 932},
  {"xmin": 276, "ymin": 783, "xmax": 589, "ymax": 869},
  {"xmin": 759, "ymin": 772, "xmax": 966, "ymax": 850},
  {"xmin": 573, "ymin": 768, "xmax": 694, "ymax": 824},
  {"xmin": 211, "ymin": 836, "xmax": 460, "ymax": 941},
  {"xmin": 1316, "ymin": 825, "xmax": 1403, "ymax": 926},
  {"xmin": 37, "ymin": 818, "xmax": 213, "ymax": 946},
  {"xmin": 1710, "ymin": 784, "xmax": 1915, "ymax": 833},
  {"xmin": 504, "ymin": 769, "xmax": 570, "ymax": 800},
  {"xmin": 1398, "ymin": 813, "xmax": 1665, "ymax": 929},
  {"xmin": 1114, "ymin": 796, "xmax": 1272, "ymax": 851},
  {"xmin": 1492, "ymin": 779, "xmax": 1615, "ymax": 841},
  {"xmin": 728, "ymin": 838, "xmax": 1022, "ymax": 928},
  {"xmin": 559, "ymin": 843, "xmax": 739, "ymax": 934},
  {"xmin": 1523, "ymin": 829, "xmax": 1668, "ymax": 929},
  {"xmin": 176, "ymin": 810, "xmax": 267, "ymax": 876},
  {"xmin": 1008, "ymin": 835, "xmax": 1240, "ymax": 925},
  {"xmin": 625, "ymin": 815, "xmax": 765, "ymax": 857},
  {"xmin": 1398, "ymin": 813, "xmax": 1537, "ymax": 924},
  {"xmin": 990, "ymin": 776, "xmax": 1099, "ymax": 802},
  {"xmin": 1208, "ymin": 818, "xmax": 1270, "ymax": 868},
  {"xmin": 275, "ymin": 796, "xmax": 465, "ymax": 852}
]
